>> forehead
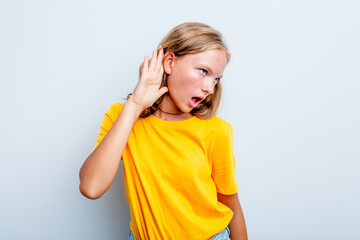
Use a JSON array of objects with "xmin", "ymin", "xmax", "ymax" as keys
[{"xmin": 180, "ymin": 49, "xmax": 227, "ymax": 72}]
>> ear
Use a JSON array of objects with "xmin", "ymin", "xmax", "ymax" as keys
[{"xmin": 163, "ymin": 52, "xmax": 176, "ymax": 75}]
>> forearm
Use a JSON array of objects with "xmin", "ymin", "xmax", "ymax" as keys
[
  {"xmin": 79, "ymin": 99, "xmax": 143, "ymax": 199},
  {"xmin": 228, "ymin": 209, "xmax": 248, "ymax": 240}
]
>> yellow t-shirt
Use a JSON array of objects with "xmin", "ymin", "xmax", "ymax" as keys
[{"xmin": 92, "ymin": 102, "xmax": 238, "ymax": 240}]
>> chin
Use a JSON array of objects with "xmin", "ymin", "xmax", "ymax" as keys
[
  {"xmin": 179, "ymin": 104, "xmax": 193, "ymax": 113},
  {"xmin": 172, "ymin": 101, "xmax": 188, "ymax": 113}
]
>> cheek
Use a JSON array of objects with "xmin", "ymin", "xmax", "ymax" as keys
[
  {"xmin": 182, "ymin": 70, "xmax": 201, "ymax": 86},
  {"xmin": 168, "ymin": 67, "xmax": 201, "ymax": 93}
]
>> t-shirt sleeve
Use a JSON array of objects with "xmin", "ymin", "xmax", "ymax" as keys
[
  {"xmin": 210, "ymin": 123, "xmax": 238, "ymax": 195},
  {"xmin": 91, "ymin": 103, "xmax": 124, "ymax": 153}
]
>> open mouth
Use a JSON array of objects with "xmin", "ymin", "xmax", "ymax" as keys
[
  {"xmin": 190, "ymin": 96, "xmax": 205, "ymax": 107},
  {"xmin": 192, "ymin": 97, "xmax": 202, "ymax": 104}
]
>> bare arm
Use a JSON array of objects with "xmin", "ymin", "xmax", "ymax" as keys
[
  {"xmin": 79, "ymin": 99, "xmax": 143, "ymax": 199},
  {"xmin": 79, "ymin": 47, "xmax": 167, "ymax": 199},
  {"xmin": 217, "ymin": 192, "xmax": 248, "ymax": 240}
]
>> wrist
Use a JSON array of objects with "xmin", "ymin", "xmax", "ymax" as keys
[{"xmin": 125, "ymin": 95, "xmax": 145, "ymax": 115}]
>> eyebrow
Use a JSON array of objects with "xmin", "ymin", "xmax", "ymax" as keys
[{"xmin": 199, "ymin": 64, "xmax": 223, "ymax": 78}]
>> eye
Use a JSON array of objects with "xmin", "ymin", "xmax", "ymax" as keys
[
  {"xmin": 200, "ymin": 69, "xmax": 207, "ymax": 75},
  {"xmin": 214, "ymin": 78, "xmax": 220, "ymax": 83}
]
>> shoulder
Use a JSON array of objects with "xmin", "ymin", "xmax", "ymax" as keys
[
  {"xmin": 107, "ymin": 102, "xmax": 124, "ymax": 114},
  {"xmin": 104, "ymin": 102, "xmax": 124, "ymax": 123},
  {"xmin": 202, "ymin": 116, "xmax": 234, "ymax": 155},
  {"xmin": 199, "ymin": 115, "xmax": 233, "ymax": 141},
  {"xmin": 204, "ymin": 116, "xmax": 232, "ymax": 132}
]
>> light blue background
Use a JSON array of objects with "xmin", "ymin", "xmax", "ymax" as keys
[{"xmin": 0, "ymin": 0, "xmax": 359, "ymax": 239}]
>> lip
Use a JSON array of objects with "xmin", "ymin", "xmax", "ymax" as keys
[
  {"xmin": 189, "ymin": 99, "xmax": 198, "ymax": 108},
  {"xmin": 189, "ymin": 95, "xmax": 206, "ymax": 108},
  {"xmin": 195, "ymin": 95, "xmax": 206, "ymax": 101}
]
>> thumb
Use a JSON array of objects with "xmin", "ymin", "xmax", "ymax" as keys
[{"xmin": 158, "ymin": 86, "xmax": 168, "ymax": 96}]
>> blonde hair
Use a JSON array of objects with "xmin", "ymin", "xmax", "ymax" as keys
[{"xmin": 128, "ymin": 22, "xmax": 231, "ymax": 119}]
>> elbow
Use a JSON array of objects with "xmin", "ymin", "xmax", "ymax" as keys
[
  {"xmin": 79, "ymin": 166, "xmax": 103, "ymax": 200},
  {"xmin": 79, "ymin": 182, "xmax": 104, "ymax": 200}
]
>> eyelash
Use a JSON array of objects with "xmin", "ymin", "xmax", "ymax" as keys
[{"xmin": 199, "ymin": 69, "xmax": 220, "ymax": 83}]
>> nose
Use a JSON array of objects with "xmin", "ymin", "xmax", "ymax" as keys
[{"xmin": 202, "ymin": 77, "xmax": 215, "ymax": 95}]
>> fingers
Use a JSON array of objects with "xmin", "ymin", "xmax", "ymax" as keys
[
  {"xmin": 148, "ymin": 48, "xmax": 164, "ymax": 72},
  {"xmin": 156, "ymin": 48, "xmax": 164, "ymax": 73},
  {"xmin": 158, "ymin": 62, "xmax": 164, "ymax": 79},
  {"xmin": 141, "ymin": 47, "xmax": 164, "ymax": 83},
  {"xmin": 143, "ymin": 55, "xmax": 149, "ymax": 72},
  {"xmin": 148, "ymin": 49, "xmax": 157, "ymax": 70},
  {"xmin": 159, "ymin": 86, "xmax": 168, "ymax": 95}
]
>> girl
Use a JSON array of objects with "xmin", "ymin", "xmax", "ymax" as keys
[{"xmin": 79, "ymin": 22, "xmax": 247, "ymax": 240}]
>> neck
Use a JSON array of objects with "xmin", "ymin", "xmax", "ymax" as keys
[
  {"xmin": 154, "ymin": 94, "xmax": 192, "ymax": 121},
  {"xmin": 158, "ymin": 107, "xmax": 184, "ymax": 115}
]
